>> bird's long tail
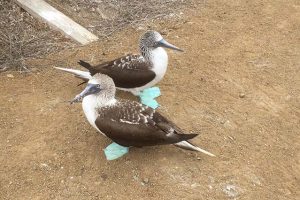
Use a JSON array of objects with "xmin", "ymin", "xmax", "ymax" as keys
[
  {"xmin": 174, "ymin": 141, "xmax": 215, "ymax": 157},
  {"xmin": 54, "ymin": 67, "xmax": 92, "ymax": 80}
]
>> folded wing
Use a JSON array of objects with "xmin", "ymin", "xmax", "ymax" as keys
[
  {"xmin": 78, "ymin": 54, "xmax": 156, "ymax": 88},
  {"xmin": 94, "ymin": 100, "xmax": 197, "ymax": 147}
]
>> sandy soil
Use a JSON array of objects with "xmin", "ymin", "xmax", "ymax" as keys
[{"xmin": 0, "ymin": 0, "xmax": 299, "ymax": 199}]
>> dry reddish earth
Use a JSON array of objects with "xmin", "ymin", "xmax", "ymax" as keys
[{"xmin": 0, "ymin": 0, "xmax": 299, "ymax": 199}]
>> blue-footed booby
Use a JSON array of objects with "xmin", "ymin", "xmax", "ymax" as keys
[
  {"xmin": 55, "ymin": 30, "xmax": 183, "ymax": 109},
  {"xmin": 71, "ymin": 73, "xmax": 215, "ymax": 160}
]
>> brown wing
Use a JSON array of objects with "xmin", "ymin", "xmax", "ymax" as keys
[
  {"xmin": 94, "ymin": 100, "xmax": 197, "ymax": 147},
  {"xmin": 78, "ymin": 54, "xmax": 156, "ymax": 88}
]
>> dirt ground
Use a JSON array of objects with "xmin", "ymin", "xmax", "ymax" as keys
[{"xmin": 0, "ymin": 0, "xmax": 299, "ymax": 199}]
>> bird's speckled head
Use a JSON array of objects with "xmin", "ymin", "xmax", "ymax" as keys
[
  {"xmin": 89, "ymin": 73, "xmax": 116, "ymax": 97},
  {"xmin": 71, "ymin": 74, "xmax": 116, "ymax": 104},
  {"xmin": 139, "ymin": 30, "xmax": 183, "ymax": 57},
  {"xmin": 89, "ymin": 73, "xmax": 115, "ymax": 88},
  {"xmin": 139, "ymin": 31, "xmax": 163, "ymax": 49}
]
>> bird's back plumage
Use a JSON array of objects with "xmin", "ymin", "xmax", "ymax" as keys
[
  {"xmin": 78, "ymin": 54, "xmax": 156, "ymax": 89},
  {"xmin": 95, "ymin": 100, "xmax": 197, "ymax": 147}
]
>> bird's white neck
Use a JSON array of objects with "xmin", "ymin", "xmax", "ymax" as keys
[
  {"xmin": 82, "ymin": 94, "xmax": 116, "ymax": 133},
  {"xmin": 147, "ymin": 47, "xmax": 168, "ymax": 78}
]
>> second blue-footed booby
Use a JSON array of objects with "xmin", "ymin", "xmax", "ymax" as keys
[
  {"xmin": 55, "ymin": 30, "xmax": 183, "ymax": 109},
  {"xmin": 70, "ymin": 73, "xmax": 215, "ymax": 160}
]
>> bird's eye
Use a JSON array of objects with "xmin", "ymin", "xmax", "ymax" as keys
[
  {"xmin": 154, "ymin": 42, "xmax": 159, "ymax": 47},
  {"xmin": 97, "ymin": 84, "xmax": 101, "ymax": 88}
]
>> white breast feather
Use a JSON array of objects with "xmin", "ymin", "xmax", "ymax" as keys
[
  {"xmin": 82, "ymin": 95, "xmax": 117, "ymax": 136},
  {"xmin": 82, "ymin": 95, "xmax": 100, "ymax": 132},
  {"xmin": 139, "ymin": 47, "xmax": 168, "ymax": 91},
  {"xmin": 150, "ymin": 47, "xmax": 168, "ymax": 80}
]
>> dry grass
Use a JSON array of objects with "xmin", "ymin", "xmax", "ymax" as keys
[
  {"xmin": 0, "ymin": 0, "xmax": 74, "ymax": 72},
  {"xmin": 1, "ymin": 0, "xmax": 194, "ymax": 71},
  {"xmin": 48, "ymin": 0, "xmax": 194, "ymax": 37}
]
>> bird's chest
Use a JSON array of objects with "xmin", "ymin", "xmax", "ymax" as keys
[
  {"xmin": 82, "ymin": 96, "xmax": 101, "ymax": 132},
  {"xmin": 150, "ymin": 47, "xmax": 168, "ymax": 81}
]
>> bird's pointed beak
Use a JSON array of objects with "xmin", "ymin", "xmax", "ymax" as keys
[
  {"xmin": 70, "ymin": 83, "xmax": 101, "ymax": 104},
  {"xmin": 157, "ymin": 39, "xmax": 183, "ymax": 52}
]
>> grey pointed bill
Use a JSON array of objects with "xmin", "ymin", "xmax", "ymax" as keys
[
  {"xmin": 157, "ymin": 39, "xmax": 183, "ymax": 52},
  {"xmin": 70, "ymin": 83, "xmax": 101, "ymax": 104}
]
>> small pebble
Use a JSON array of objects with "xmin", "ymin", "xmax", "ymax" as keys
[
  {"xmin": 143, "ymin": 178, "xmax": 149, "ymax": 184},
  {"xmin": 137, "ymin": 26, "xmax": 146, "ymax": 31},
  {"xmin": 239, "ymin": 93, "xmax": 246, "ymax": 98},
  {"xmin": 141, "ymin": 178, "xmax": 149, "ymax": 186},
  {"xmin": 7, "ymin": 74, "xmax": 14, "ymax": 78},
  {"xmin": 223, "ymin": 184, "xmax": 240, "ymax": 198},
  {"xmin": 133, "ymin": 174, "xmax": 139, "ymax": 181}
]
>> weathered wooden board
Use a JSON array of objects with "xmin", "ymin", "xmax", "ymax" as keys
[{"xmin": 14, "ymin": 0, "xmax": 99, "ymax": 45}]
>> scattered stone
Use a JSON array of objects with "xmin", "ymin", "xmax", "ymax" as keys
[
  {"xmin": 133, "ymin": 174, "xmax": 139, "ymax": 181},
  {"xmin": 224, "ymin": 120, "xmax": 232, "ymax": 128},
  {"xmin": 187, "ymin": 21, "xmax": 195, "ymax": 24},
  {"xmin": 7, "ymin": 74, "xmax": 14, "ymax": 78},
  {"xmin": 40, "ymin": 163, "xmax": 50, "ymax": 170},
  {"xmin": 191, "ymin": 183, "xmax": 200, "ymax": 188},
  {"xmin": 222, "ymin": 184, "xmax": 240, "ymax": 198},
  {"xmin": 137, "ymin": 26, "xmax": 146, "ymax": 31},
  {"xmin": 228, "ymin": 136, "xmax": 235, "ymax": 141},
  {"xmin": 141, "ymin": 178, "xmax": 149, "ymax": 186},
  {"xmin": 142, "ymin": 178, "xmax": 149, "ymax": 184},
  {"xmin": 239, "ymin": 93, "xmax": 246, "ymax": 98}
]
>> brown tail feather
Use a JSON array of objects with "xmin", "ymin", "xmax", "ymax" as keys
[
  {"xmin": 179, "ymin": 133, "xmax": 198, "ymax": 141},
  {"xmin": 78, "ymin": 60, "xmax": 96, "ymax": 75}
]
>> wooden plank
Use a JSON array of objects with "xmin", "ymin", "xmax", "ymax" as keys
[{"xmin": 14, "ymin": 0, "xmax": 99, "ymax": 45}]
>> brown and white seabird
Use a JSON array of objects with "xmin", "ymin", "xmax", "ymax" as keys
[
  {"xmin": 70, "ymin": 73, "xmax": 215, "ymax": 159},
  {"xmin": 55, "ymin": 31, "xmax": 183, "ymax": 108}
]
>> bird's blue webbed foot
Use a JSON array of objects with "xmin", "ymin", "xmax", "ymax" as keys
[
  {"xmin": 104, "ymin": 142, "xmax": 129, "ymax": 160},
  {"xmin": 138, "ymin": 87, "xmax": 161, "ymax": 109}
]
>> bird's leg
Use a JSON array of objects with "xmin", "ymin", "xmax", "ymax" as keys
[
  {"xmin": 104, "ymin": 142, "xmax": 129, "ymax": 160},
  {"xmin": 138, "ymin": 87, "xmax": 161, "ymax": 109}
]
